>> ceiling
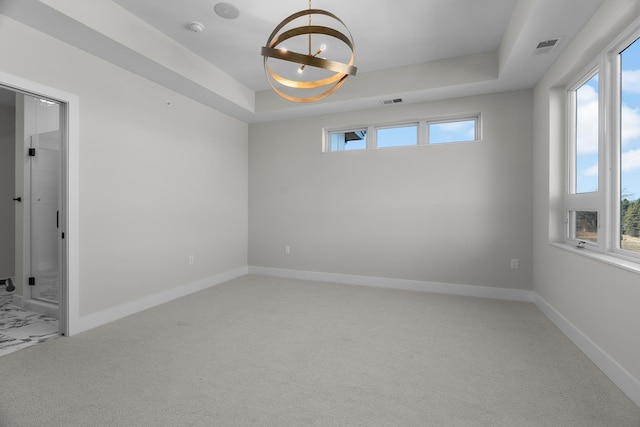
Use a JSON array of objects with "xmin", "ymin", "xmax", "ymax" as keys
[
  {"xmin": 112, "ymin": 0, "xmax": 520, "ymax": 93},
  {"xmin": 0, "ymin": 0, "xmax": 605, "ymax": 121}
]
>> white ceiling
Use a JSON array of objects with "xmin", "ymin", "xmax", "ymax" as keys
[
  {"xmin": 112, "ymin": 0, "xmax": 520, "ymax": 92},
  {"xmin": 0, "ymin": 0, "xmax": 606, "ymax": 121}
]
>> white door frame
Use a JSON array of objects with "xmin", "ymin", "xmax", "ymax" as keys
[{"xmin": 1, "ymin": 71, "xmax": 79, "ymax": 336}]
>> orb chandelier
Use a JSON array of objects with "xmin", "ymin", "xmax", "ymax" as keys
[{"xmin": 260, "ymin": 0, "xmax": 357, "ymax": 103}]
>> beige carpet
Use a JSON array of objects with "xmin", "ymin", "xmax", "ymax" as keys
[{"xmin": 1, "ymin": 275, "xmax": 638, "ymax": 426}]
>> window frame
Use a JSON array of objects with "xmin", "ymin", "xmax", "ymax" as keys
[
  {"xmin": 609, "ymin": 28, "xmax": 640, "ymax": 260},
  {"xmin": 323, "ymin": 113, "xmax": 481, "ymax": 153},
  {"xmin": 564, "ymin": 19, "xmax": 640, "ymax": 262},
  {"xmin": 565, "ymin": 63, "xmax": 605, "ymax": 251}
]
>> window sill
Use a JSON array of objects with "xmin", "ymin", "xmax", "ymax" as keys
[{"xmin": 550, "ymin": 242, "xmax": 640, "ymax": 275}]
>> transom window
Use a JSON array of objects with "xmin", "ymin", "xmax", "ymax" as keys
[
  {"xmin": 329, "ymin": 129, "xmax": 367, "ymax": 151},
  {"xmin": 377, "ymin": 124, "xmax": 418, "ymax": 148},
  {"xmin": 324, "ymin": 115, "xmax": 480, "ymax": 152},
  {"xmin": 429, "ymin": 119, "xmax": 477, "ymax": 144}
]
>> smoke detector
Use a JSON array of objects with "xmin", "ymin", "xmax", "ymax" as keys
[{"xmin": 187, "ymin": 21, "xmax": 205, "ymax": 33}]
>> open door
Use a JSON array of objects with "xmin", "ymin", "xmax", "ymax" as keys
[
  {"xmin": 14, "ymin": 93, "xmax": 63, "ymax": 325},
  {"xmin": 27, "ymin": 128, "xmax": 61, "ymax": 304}
]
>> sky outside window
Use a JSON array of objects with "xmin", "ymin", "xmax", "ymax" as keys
[
  {"xmin": 377, "ymin": 125, "xmax": 417, "ymax": 148},
  {"xmin": 620, "ymin": 38, "xmax": 640, "ymax": 202},
  {"xmin": 429, "ymin": 119, "xmax": 476, "ymax": 144},
  {"xmin": 575, "ymin": 74, "xmax": 599, "ymax": 194}
]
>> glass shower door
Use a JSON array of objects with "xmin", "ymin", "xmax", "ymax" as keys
[{"xmin": 28, "ymin": 129, "xmax": 60, "ymax": 304}]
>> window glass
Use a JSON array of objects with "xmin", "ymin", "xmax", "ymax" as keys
[
  {"xmin": 620, "ymin": 37, "xmax": 640, "ymax": 253},
  {"xmin": 564, "ymin": 23, "xmax": 640, "ymax": 261},
  {"xmin": 575, "ymin": 74, "xmax": 599, "ymax": 193},
  {"xmin": 330, "ymin": 129, "xmax": 366, "ymax": 151},
  {"xmin": 376, "ymin": 124, "xmax": 418, "ymax": 148},
  {"xmin": 570, "ymin": 211, "xmax": 598, "ymax": 243},
  {"xmin": 325, "ymin": 115, "xmax": 480, "ymax": 153},
  {"xmin": 621, "ymin": 199, "xmax": 640, "ymax": 251},
  {"xmin": 429, "ymin": 119, "xmax": 476, "ymax": 144}
]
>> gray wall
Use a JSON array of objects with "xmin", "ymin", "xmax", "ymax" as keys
[
  {"xmin": 0, "ymin": 103, "xmax": 15, "ymax": 278},
  {"xmin": 0, "ymin": 15, "xmax": 248, "ymax": 316},
  {"xmin": 533, "ymin": 0, "xmax": 640, "ymax": 384},
  {"xmin": 250, "ymin": 90, "xmax": 533, "ymax": 290}
]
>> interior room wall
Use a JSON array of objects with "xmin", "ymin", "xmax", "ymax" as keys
[
  {"xmin": 0, "ymin": 15, "xmax": 248, "ymax": 316},
  {"xmin": 533, "ymin": 0, "xmax": 640, "ymax": 387},
  {"xmin": 249, "ymin": 90, "xmax": 533, "ymax": 291},
  {"xmin": 0, "ymin": 103, "xmax": 15, "ymax": 278}
]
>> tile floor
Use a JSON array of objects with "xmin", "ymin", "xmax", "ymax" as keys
[{"xmin": 0, "ymin": 289, "xmax": 59, "ymax": 357}]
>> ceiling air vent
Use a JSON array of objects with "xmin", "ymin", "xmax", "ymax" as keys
[
  {"xmin": 533, "ymin": 38, "xmax": 561, "ymax": 55},
  {"xmin": 381, "ymin": 98, "xmax": 403, "ymax": 105}
]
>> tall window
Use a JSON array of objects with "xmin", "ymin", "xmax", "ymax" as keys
[
  {"xmin": 565, "ymin": 25, "xmax": 640, "ymax": 259},
  {"xmin": 567, "ymin": 68, "xmax": 602, "ymax": 247},
  {"xmin": 619, "ymin": 37, "xmax": 640, "ymax": 253}
]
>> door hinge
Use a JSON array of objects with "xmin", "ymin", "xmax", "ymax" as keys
[
  {"xmin": 28, "ymin": 277, "xmax": 36, "ymax": 286},
  {"xmin": 28, "ymin": 148, "xmax": 36, "ymax": 156}
]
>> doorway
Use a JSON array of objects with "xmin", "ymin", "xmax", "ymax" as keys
[
  {"xmin": 0, "ymin": 83, "xmax": 67, "ymax": 344},
  {"xmin": 0, "ymin": 71, "xmax": 79, "ymax": 337}
]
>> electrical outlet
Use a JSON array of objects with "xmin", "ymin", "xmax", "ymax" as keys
[
  {"xmin": 510, "ymin": 259, "xmax": 519, "ymax": 269},
  {"xmin": 284, "ymin": 245, "xmax": 291, "ymax": 255},
  {"xmin": 188, "ymin": 255, "xmax": 194, "ymax": 265}
]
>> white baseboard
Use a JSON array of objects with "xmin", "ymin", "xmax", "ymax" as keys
[
  {"xmin": 248, "ymin": 266, "xmax": 534, "ymax": 302},
  {"xmin": 72, "ymin": 267, "xmax": 248, "ymax": 335},
  {"xmin": 534, "ymin": 293, "xmax": 640, "ymax": 408}
]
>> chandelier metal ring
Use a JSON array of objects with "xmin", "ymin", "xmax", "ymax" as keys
[{"xmin": 261, "ymin": 8, "xmax": 357, "ymax": 103}]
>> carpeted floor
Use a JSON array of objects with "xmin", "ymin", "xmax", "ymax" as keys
[{"xmin": 0, "ymin": 274, "xmax": 638, "ymax": 426}]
